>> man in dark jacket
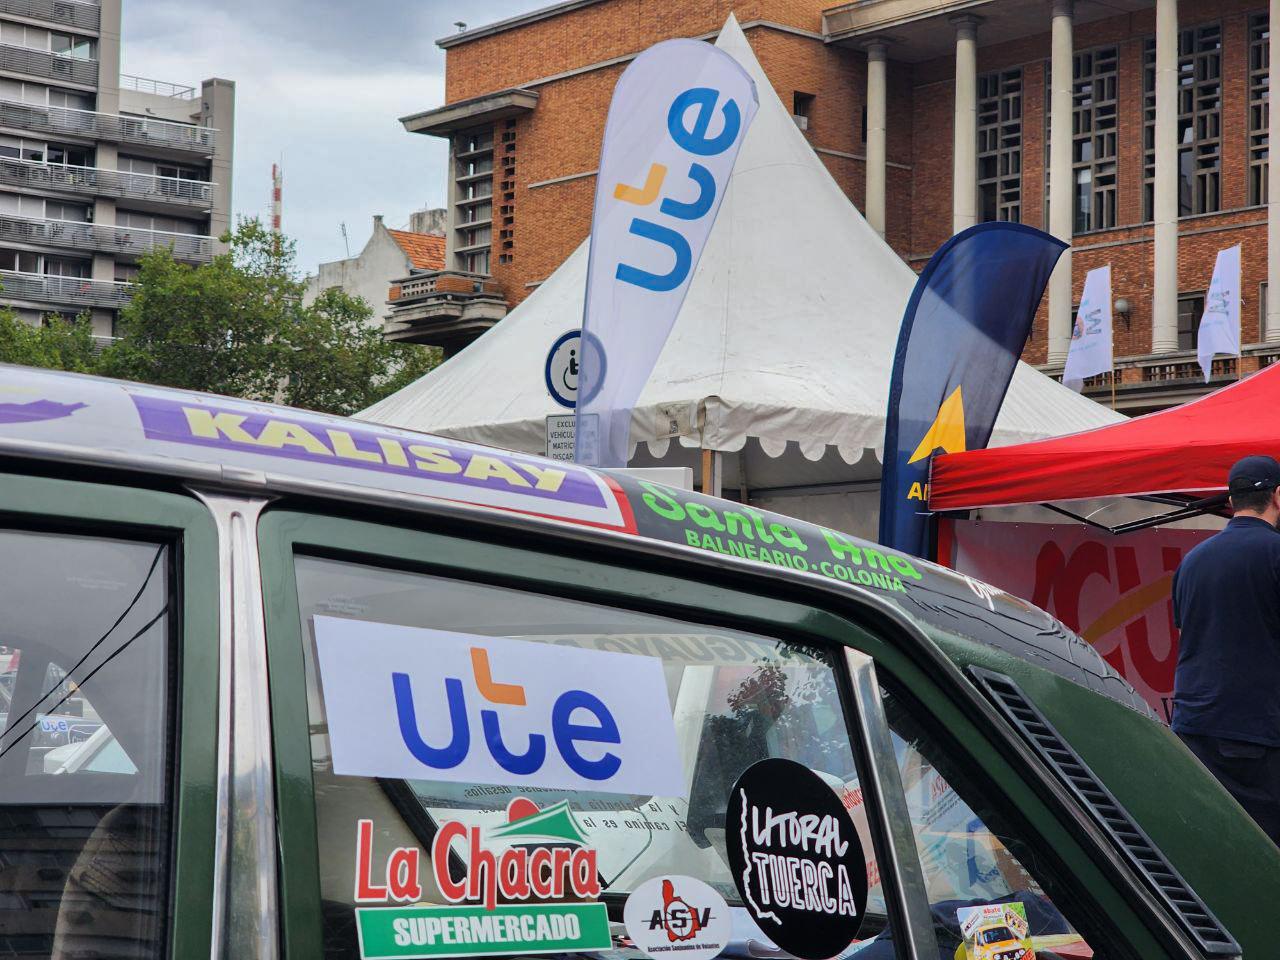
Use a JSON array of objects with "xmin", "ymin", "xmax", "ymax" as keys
[{"xmin": 1173, "ymin": 455, "xmax": 1280, "ymax": 844}]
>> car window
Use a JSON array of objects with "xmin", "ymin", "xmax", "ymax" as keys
[
  {"xmin": 0, "ymin": 529, "xmax": 172, "ymax": 959},
  {"xmin": 877, "ymin": 686, "xmax": 1117, "ymax": 959},
  {"xmin": 290, "ymin": 554, "xmax": 906, "ymax": 959}
]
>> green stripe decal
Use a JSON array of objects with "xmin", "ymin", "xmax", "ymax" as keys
[{"xmin": 356, "ymin": 902, "xmax": 612, "ymax": 959}]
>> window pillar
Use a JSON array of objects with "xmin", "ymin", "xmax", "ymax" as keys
[
  {"xmin": 1269, "ymin": 1, "xmax": 1280, "ymax": 341},
  {"xmin": 1152, "ymin": 0, "xmax": 1180, "ymax": 353},
  {"xmin": 865, "ymin": 41, "xmax": 889, "ymax": 238},
  {"xmin": 952, "ymin": 16, "xmax": 980, "ymax": 234},
  {"xmin": 1047, "ymin": 0, "xmax": 1074, "ymax": 363}
]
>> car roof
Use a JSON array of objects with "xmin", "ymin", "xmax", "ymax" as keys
[{"xmin": 0, "ymin": 364, "xmax": 1151, "ymax": 715}]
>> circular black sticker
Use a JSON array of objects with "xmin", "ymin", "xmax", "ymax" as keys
[{"xmin": 724, "ymin": 758, "xmax": 867, "ymax": 960}]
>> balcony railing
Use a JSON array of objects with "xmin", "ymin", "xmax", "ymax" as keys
[
  {"xmin": 0, "ymin": 43, "xmax": 96, "ymax": 86},
  {"xmin": 0, "ymin": 98, "xmax": 216, "ymax": 154},
  {"xmin": 120, "ymin": 74, "xmax": 196, "ymax": 100},
  {"xmin": 0, "ymin": 269, "xmax": 131, "ymax": 308},
  {"xmin": 0, "ymin": 157, "xmax": 214, "ymax": 206},
  {"xmin": 0, "ymin": 0, "xmax": 100, "ymax": 32},
  {"xmin": 0, "ymin": 213, "xmax": 213, "ymax": 261}
]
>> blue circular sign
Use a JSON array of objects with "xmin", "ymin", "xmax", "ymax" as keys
[{"xmin": 545, "ymin": 330, "xmax": 606, "ymax": 409}]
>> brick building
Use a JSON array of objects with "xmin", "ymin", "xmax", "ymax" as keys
[{"xmin": 392, "ymin": 0, "xmax": 1280, "ymax": 410}]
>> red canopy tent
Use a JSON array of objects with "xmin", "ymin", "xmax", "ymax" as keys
[{"xmin": 930, "ymin": 363, "xmax": 1280, "ymax": 512}]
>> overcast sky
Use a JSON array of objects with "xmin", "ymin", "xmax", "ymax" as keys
[{"xmin": 121, "ymin": 0, "xmax": 545, "ymax": 275}]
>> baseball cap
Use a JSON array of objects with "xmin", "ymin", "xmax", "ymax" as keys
[{"xmin": 1227, "ymin": 455, "xmax": 1280, "ymax": 494}]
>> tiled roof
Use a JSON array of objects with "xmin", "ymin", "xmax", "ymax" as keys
[{"xmin": 388, "ymin": 229, "xmax": 446, "ymax": 271}]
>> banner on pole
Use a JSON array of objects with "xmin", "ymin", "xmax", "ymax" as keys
[
  {"xmin": 1062, "ymin": 265, "xmax": 1113, "ymax": 392},
  {"xmin": 575, "ymin": 35, "xmax": 758, "ymax": 467},
  {"xmin": 1197, "ymin": 244, "xmax": 1241, "ymax": 383},
  {"xmin": 879, "ymin": 223, "xmax": 1067, "ymax": 558}
]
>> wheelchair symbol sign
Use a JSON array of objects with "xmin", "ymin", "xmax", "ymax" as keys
[{"xmin": 545, "ymin": 330, "xmax": 606, "ymax": 410}]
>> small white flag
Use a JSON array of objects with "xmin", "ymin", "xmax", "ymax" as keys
[
  {"xmin": 1062, "ymin": 265, "xmax": 1113, "ymax": 392},
  {"xmin": 1197, "ymin": 245, "xmax": 1242, "ymax": 383}
]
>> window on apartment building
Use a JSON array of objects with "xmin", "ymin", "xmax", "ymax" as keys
[
  {"xmin": 0, "ymin": 250, "xmax": 39, "ymax": 272},
  {"xmin": 0, "ymin": 136, "xmax": 46, "ymax": 162},
  {"xmin": 792, "ymin": 91, "xmax": 814, "ymax": 132},
  {"xmin": 1143, "ymin": 25, "xmax": 1222, "ymax": 220},
  {"xmin": 1072, "ymin": 47, "xmax": 1118, "ymax": 232},
  {"xmin": 463, "ymin": 249, "xmax": 490, "ymax": 274},
  {"xmin": 47, "ymin": 144, "xmax": 90, "ymax": 166},
  {"xmin": 45, "ymin": 199, "xmax": 90, "ymax": 222},
  {"xmin": 43, "ymin": 255, "xmax": 89, "ymax": 278},
  {"xmin": 1250, "ymin": 14, "xmax": 1270, "ymax": 206},
  {"xmin": 49, "ymin": 32, "xmax": 95, "ymax": 60},
  {"xmin": 978, "ymin": 69, "xmax": 1022, "ymax": 223},
  {"xmin": 1177, "ymin": 291, "xmax": 1206, "ymax": 350},
  {"xmin": 48, "ymin": 88, "xmax": 93, "ymax": 111},
  {"xmin": 452, "ymin": 124, "xmax": 495, "ymax": 276}
]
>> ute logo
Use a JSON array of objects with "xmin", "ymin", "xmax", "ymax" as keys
[
  {"xmin": 623, "ymin": 875, "xmax": 731, "ymax": 960},
  {"xmin": 315, "ymin": 620, "xmax": 686, "ymax": 797}
]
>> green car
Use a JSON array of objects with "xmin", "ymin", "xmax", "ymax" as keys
[{"xmin": 0, "ymin": 365, "xmax": 1274, "ymax": 960}]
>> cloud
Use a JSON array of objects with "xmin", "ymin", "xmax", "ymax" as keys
[{"xmin": 121, "ymin": 0, "xmax": 544, "ymax": 273}]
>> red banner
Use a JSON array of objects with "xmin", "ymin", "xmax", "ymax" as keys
[{"xmin": 950, "ymin": 520, "xmax": 1217, "ymax": 721}]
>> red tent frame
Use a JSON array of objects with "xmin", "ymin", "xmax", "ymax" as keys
[{"xmin": 929, "ymin": 362, "xmax": 1280, "ymax": 512}]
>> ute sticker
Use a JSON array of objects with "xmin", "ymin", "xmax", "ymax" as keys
[
  {"xmin": 354, "ymin": 800, "xmax": 612, "ymax": 959},
  {"xmin": 313, "ymin": 618, "xmax": 686, "ymax": 797}
]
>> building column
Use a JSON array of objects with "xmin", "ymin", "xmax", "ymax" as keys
[
  {"xmin": 1046, "ymin": 0, "xmax": 1074, "ymax": 363},
  {"xmin": 1269, "ymin": 0, "xmax": 1280, "ymax": 342},
  {"xmin": 952, "ymin": 16, "xmax": 980, "ymax": 233},
  {"xmin": 865, "ymin": 41, "xmax": 889, "ymax": 237},
  {"xmin": 1152, "ymin": 0, "xmax": 1180, "ymax": 352}
]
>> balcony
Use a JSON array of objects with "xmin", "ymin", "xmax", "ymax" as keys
[
  {"xmin": 0, "ymin": 0, "xmax": 100, "ymax": 32},
  {"xmin": 0, "ymin": 269, "xmax": 131, "ymax": 308},
  {"xmin": 119, "ymin": 74, "xmax": 197, "ymax": 100},
  {"xmin": 384, "ymin": 269, "xmax": 507, "ymax": 355},
  {"xmin": 0, "ymin": 98, "xmax": 216, "ymax": 155},
  {"xmin": 1042, "ymin": 344, "xmax": 1280, "ymax": 415},
  {"xmin": 0, "ymin": 213, "xmax": 213, "ymax": 262},
  {"xmin": 0, "ymin": 43, "xmax": 96, "ymax": 87},
  {"xmin": 0, "ymin": 157, "xmax": 214, "ymax": 208}
]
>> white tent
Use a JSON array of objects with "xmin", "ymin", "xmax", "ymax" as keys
[{"xmin": 362, "ymin": 15, "xmax": 1120, "ymax": 541}]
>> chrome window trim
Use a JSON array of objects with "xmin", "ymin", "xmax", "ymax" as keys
[
  {"xmin": 192, "ymin": 490, "xmax": 278, "ymax": 960},
  {"xmin": 844, "ymin": 648, "xmax": 942, "ymax": 959}
]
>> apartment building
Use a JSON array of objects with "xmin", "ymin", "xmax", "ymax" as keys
[
  {"xmin": 395, "ymin": 0, "xmax": 1280, "ymax": 413},
  {"xmin": 0, "ymin": 0, "xmax": 233, "ymax": 338}
]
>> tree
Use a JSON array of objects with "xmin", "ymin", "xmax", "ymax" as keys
[
  {"xmin": 1, "ymin": 217, "xmax": 442, "ymax": 416},
  {"xmin": 0, "ymin": 309, "xmax": 97, "ymax": 374}
]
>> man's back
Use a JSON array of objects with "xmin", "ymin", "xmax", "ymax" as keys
[{"xmin": 1173, "ymin": 516, "xmax": 1280, "ymax": 746}]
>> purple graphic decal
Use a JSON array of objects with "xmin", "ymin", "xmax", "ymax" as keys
[
  {"xmin": 129, "ymin": 394, "xmax": 609, "ymax": 509},
  {"xmin": 0, "ymin": 399, "xmax": 87, "ymax": 424}
]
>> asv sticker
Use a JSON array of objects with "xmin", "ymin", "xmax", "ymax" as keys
[
  {"xmin": 314, "ymin": 618, "xmax": 686, "ymax": 797},
  {"xmin": 352, "ymin": 799, "xmax": 612, "ymax": 959},
  {"xmin": 623, "ymin": 875, "xmax": 731, "ymax": 960}
]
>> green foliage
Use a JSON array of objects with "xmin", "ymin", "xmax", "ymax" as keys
[
  {"xmin": 0, "ymin": 309, "xmax": 97, "ymax": 373},
  {"xmin": 0, "ymin": 217, "xmax": 440, "ymax": 416}
]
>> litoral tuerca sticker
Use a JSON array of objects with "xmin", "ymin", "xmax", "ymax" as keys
[
  {"xmin": 353, "ymin": 798, "xmax": 611, "ymax": 959},
  {"xmin": 622, "ymin": 875, "xmax": 731, "ymax": 960},
  {"xmin": 725, "ymin": 758, "xmax": 867, "ymax": 960}
]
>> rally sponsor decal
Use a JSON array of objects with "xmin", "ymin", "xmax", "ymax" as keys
[
  {"xmin": 314, "ymin": 618, "xmax": 686, "ymax": 797},
  {"xmin": 354, "ymin": 800, "xmax": 612, "ymax": 959},
  {"xmin": 622, "ymin": 875, "xmax": 730, "ymax": 960},
  {"xmin": 725, "ymin": 758, "xmax": 866, "ymax": 960},
  {"xmin": 626, "ymin": 479, "xmax": 924, "ymax": 595},
  {"xmin": 957, "ymin": 902, "xmax": 1035, "ymax": 960}
]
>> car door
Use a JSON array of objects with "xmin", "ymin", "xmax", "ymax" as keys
[
  {"xmin": 257, "ymin": 506, "xmax": 1216, "ymax": 960},
  {"xmin": 0, "ymin": 470, "xmax": 218, "ymax": 959}
]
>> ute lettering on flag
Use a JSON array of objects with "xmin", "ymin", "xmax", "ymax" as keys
[
  {"xmin": 575, "ymin": 35, "xmax": 758, "ymax": 467},
  {"xmin": 1197, "ymin": 244, "xmax": 1241, "ymax": 383},
  {"xmin": 879, "ymin": 223, "xmax": 1067, "ymax": 558},
  {"xmin": 1062, "ymin": 265, "xmax": 1113, "ymax": 392}
]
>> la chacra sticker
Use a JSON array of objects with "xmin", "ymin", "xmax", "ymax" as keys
[
  {"xmin": 353, "ymin": 798, "xmax": 612, "ymax": 959},
  {"xmin": 725, "ymin": 758, "xmax": 867, "ymax": 960},
  {"xmin": 623, "ymin": 875, "xmax": 731, "ymax": 960}
]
